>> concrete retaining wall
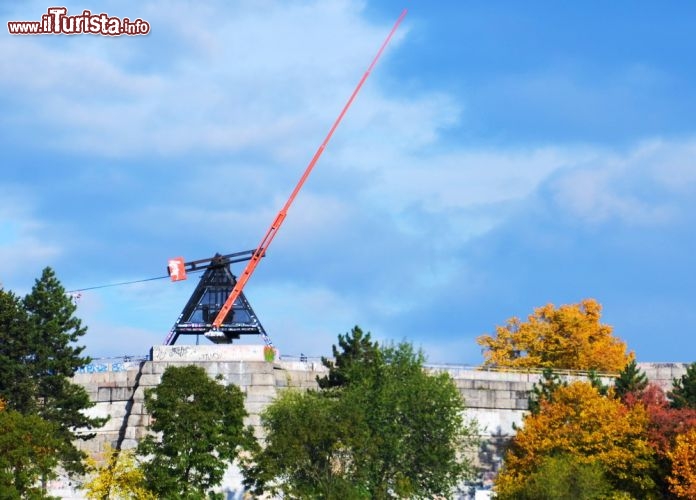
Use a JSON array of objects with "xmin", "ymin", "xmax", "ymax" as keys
[
  {"xmin": 62, "ymin": 348, "xmax": 690, "ymax": 497},
  {"xmin": 73, "ymin": 351, "xmax": 691, "ymax": 455},
  {"xmin": 637, "ymin": 362, "xmax": 689, "ymax": 391}
]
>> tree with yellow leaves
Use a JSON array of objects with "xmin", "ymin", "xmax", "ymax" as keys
[
  {"xmin": 667, "ymin": 428, "xmax": 696, "ymax": 499},
  {"xmin": 477, "ymin": 299, "xmax": 630, "ymax": 372},
  {"xmin": 82, "ymin": 444, "xmax": 155, "ymax": 500},
  {"xmin": 495, "ymin": 381, "xmax": 658, "ymax": 498}
]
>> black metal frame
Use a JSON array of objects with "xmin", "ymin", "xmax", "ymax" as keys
[{"xmin": 165, "ymin": 252, "xmax": 268, "ymax": 345}]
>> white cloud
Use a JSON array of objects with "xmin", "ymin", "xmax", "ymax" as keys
[
  {"xmin": 551, "ymin": 168, "xmax": 672, "ymax": 225},
  {"xmin": 633, "ymin": 139, "xmax": 696, "ymax": 193},
  {"xmin": 549, "ymin": 138, "xmax": 696, "ymax": 225},
  {"xmin": 364, "ymin": 146, "xmax": 591, "ymax": 212},
  {"xmin": 0, "ymin": 0, "xmax": 409, "ymax": 158}
]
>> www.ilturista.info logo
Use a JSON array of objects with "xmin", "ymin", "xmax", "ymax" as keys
[{"xmin": 7, "ymin": 7, "xmax": 150, "ymax": 36}]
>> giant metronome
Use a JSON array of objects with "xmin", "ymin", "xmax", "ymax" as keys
[
  {"xmin": 163, "ymin": 251, "xmax": 270, "ymax": 346},
  {"xmin": 162, "ymin": 10, "xmax": 406, "ymax": 348}
]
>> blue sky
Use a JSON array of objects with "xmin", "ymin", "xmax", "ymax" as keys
[{"xmin": 2, "ymin": 1, "xmax": 695, "ymax": 364}]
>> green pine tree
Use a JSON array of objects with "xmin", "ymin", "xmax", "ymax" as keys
[
  {"xmin": 588, "ymin": 369, "xmax": 610, "ymax": 397},
  {"xmin": 0, "ymin": 268, "xmax": 106, "ymax": 476},
  {"xmin": 317, "ymin": 325, "xmax": 382, "ymax": 389},
  {"xmin": 23, "ymin": 268, "xmax": 107, "ymax": 473},
  {"xmin": 614, "ymin": 359, "xmax": 648, "ymax": 400},
  {"xmin": 669, "ymin": 362, "xmax": 696, "ymax": 409},
  {"xmin": 0, "ymin": 289, "xmax": 36, "ymax": 412},
  {"xmin": 527, "ymin": 368, "xmax": 567, "ymax": 415}
]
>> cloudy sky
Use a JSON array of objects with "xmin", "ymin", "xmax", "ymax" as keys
[{"xmin": 2, "ymin": 1, "xmax": 695, "ymax": 364}]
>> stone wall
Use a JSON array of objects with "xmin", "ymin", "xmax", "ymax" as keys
[
  {"xmin": 63, "ymin": 348, "xmax": 690, "ymax": 497},
  {"xmin": 637, "ymin": 362, "xmax": 689, "ymax": 392},
  {"xmin": 74, "ymin": 345, "xmax": 330, "ymax": 453},
  {"xmin": 74, "ymin": 348, "xmax": 552, "ymax": 454}
]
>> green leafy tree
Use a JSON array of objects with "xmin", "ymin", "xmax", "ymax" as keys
[
  {"xmin": 243, "ymin": 390, "xmax": 362, "ymax": 499},
  {"xmin": 669, "ymin": 362, "xmax": 696, "ymax": 409},
  {"xmin": 0, "ymin": 408, "xmax": 64, "ymax": 498},
  {"xmin": 0, "ymin": 268, "xmax": 104, "ymax": 474},
  {"xmin": 614, "ymin": 359, "xmax": 648, "ymax": 400},
  {"xmin": 137, "ymin": 365, "xmax": 251, "ymax": 499},
  {"xmin": 497, "ymin": 454, "xmax": 615, "ymax": 500},
  {"xmin": 347, "ymin": 342, "xmax": 478, "ymax": 498},
  {"xmin": 317, "ymin": 325, "xmax": 381, "ymax": 389},
  {"xmin": 249, "ymin": 332, "xmax": 478, "ymax": 499}
]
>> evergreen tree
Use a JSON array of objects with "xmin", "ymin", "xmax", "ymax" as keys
[
  {"xmin": 317, "ymin": 325, "xmax": 382, "ymax": 389},
  {"xmin": 527, "ymin": 368, "xmax": 566, "ymax": 415},
  {"xmin": 587, "ymin": 369, "xmax": 610, "ymax": 397},
  {"xmin": 22, "ymin": 267, "xmax": 106, "ymax": 472},
  {"xmin": 669, "ymin": 362, "xmax": 696, "ymax": 409},
  {"xmin": 0, "ymin": 289, "xmax": 36, "ymax": 412},
  {"xmin": 614, "ymin": 359, "xmax": 648, "ymax": 400},
  {"xmin": 0, "ymin": 268, "xmax": 105, "ymax": 475}
]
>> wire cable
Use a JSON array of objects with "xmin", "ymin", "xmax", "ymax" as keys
[
  {"xmin": 67, "ymin": 275, "xmax": 170, "ymax": 293},
  {"xmin": 66, "ymin": 266, "xmax": 214, "ymax": 293}
]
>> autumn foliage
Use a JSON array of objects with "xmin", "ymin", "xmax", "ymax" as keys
[
  {"xmin": 624, "ymin": 384, "xmax": 696, "ymax": 458},
  {"xmin": 478, "ymin": 299, "xmax": 631, "ymax": 372},
  {"xmin": 83, "ymin": 444, "xmax": 155, "ymax": 500},
  {"xmin": 495, "ymin": 382, "xmax": 657, "ymax": 498},
  {"xmin": 668, "ymin": 427, "xmax": 696, "ymax": 499},
  {"xmin": 497, "ymin": 356, "xmax": 696, "ymax": 499}
]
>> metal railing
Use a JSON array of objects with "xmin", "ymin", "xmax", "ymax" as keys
[
  {"xmin": 75, "ymin": 353, "xmax": 620, "ymax": 379},
  {"xmin": 76, "ymin": 355, "xmax": 150, "ymax": 374}
]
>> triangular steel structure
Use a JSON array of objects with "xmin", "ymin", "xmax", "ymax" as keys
[{"xmin": 165, "ymin": 254, "xmax": 267, "ymax": 345}]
